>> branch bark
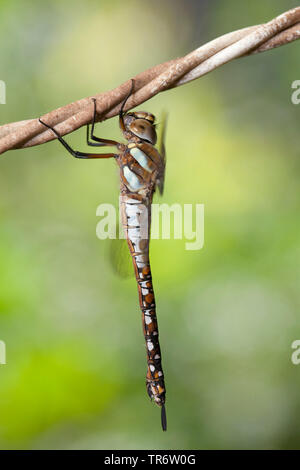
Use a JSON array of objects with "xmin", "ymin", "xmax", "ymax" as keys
[{"xmin": 0, "ymin": 6, "xmax": 299, "ymax": 155}]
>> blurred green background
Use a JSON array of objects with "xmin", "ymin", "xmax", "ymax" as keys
[{"xmin": 0, "ymin": 0, "xmax": 300, "ymax": 450}]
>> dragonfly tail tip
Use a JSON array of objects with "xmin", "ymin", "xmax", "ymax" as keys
[{"xmin": 161, "ymin": 404, "xmax": 167, "ymax": 431}]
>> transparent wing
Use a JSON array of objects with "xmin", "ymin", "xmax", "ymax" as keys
[
  {"xmin": 156, "ymin": 111, "xmax": 167, "ymax": 195},
  {"xmin": 109, "ymin": 223, "xmax": 134, "ymax": 279}
]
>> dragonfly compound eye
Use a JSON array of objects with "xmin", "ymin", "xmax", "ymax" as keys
[{"xmin": 129, "ymin": 118, "xmax": 157, "ymax": 145}]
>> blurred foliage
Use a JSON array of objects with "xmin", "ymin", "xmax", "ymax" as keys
[{"xmin": 0, "ymin": 0, "xmax": 300, "ymax": 450}]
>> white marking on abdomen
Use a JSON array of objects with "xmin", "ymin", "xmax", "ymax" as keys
[
  {"xmin": 125, "ymin": 198, "xmax": 141, "ymax": 204},
  {"xmin": 147, "ymin": 341, "xmax": 154, "ymax": 351},
  {"xmin": 125, "ymin": 203, "xmax": 140, "ymax": 226},
  {"xmin": 139, "ymin": 280, "xmax": 149, "ymax": 288}
]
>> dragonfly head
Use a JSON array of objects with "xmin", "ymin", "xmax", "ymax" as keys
[{"xmin": 122, "ymin": 111, "xmax": 157, "ymax": 145}]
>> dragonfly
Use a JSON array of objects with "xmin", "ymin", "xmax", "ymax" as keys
[{"xmin": 39, "ymin": 80, "xmax": 168, "ymax": 431}]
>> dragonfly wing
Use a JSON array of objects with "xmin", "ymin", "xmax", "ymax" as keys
[
  {"xmin": 156, "ymin": 112, "xmax": 167, "ymax": 195},
  {"xmin": 109, "ymin": 223, "xmax": 134, "ymax": 279}
]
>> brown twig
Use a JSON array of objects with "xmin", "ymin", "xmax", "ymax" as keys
[{"xmin": 0, "ymin": 7, "xmax": 299, "ymax": 155}]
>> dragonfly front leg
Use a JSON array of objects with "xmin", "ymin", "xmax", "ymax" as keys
[
  {"xmin": 86, "ymin": 98, "xmax": 120, "ymax": 148},
  {"xmin": 39, "ymin": 119, "xmax": 117, "ymax": 159}
]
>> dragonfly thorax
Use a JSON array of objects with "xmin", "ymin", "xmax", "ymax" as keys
[{"xmin": 122, "ymin": 112, "xmax": 157, "ymax": 145}]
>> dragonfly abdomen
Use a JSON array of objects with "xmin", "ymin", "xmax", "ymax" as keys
[{"xmin": 120, "ymin": 196, "xmax": 166, "ymax": 418}]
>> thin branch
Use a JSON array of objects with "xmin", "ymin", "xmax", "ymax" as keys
[{"xmin": 0, "ymin": 6, "xmax": 299, "ymax": 156}]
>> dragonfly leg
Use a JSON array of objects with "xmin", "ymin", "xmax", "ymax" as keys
[
  {"xmin": 86, "ymin": 98, "xmax": 120, "ymax": 147},
  {"xmin": 119, "ymin": 79, "xmax": 135, "ymax": 133},
  {"xmin": 39, "ymin": 119, "xmax": 117, "ymax": 159}
]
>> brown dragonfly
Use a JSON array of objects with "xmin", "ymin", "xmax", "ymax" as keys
[{"xmin": 39, "ymin": 80, "xmax": 167, "ymax": 431}]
